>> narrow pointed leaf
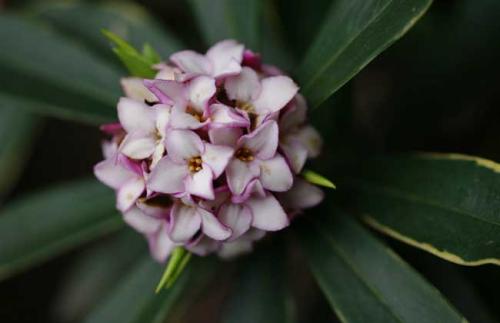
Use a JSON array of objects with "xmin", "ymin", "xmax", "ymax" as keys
[
  {"xmin": 297, "ymin": 0, "xmax": 432, "ymax": 108},
  {"xmin": 188, "ymin": 0, "xmax": 260, "ymax": 49},
  {"xmin": 0, "ymin": 179, "xmax": 121, "ymax": 280},
  {"xmin": 222, "ymin": 244, "xmax": 293, "ymax": 323},
  {"xmin": 297, "ymin": 209, "xmax": 465, "ymax": 323},
  {"xmin": 0, "ymin": 106, "xmax": 39, "ymax": 201},
  {"xmin": 303, "ymin": 169, "xmax": 336, "ymax": 189},
  {"xmin": 84, "ymin": 257, "xmax": 216, "ymax": 323},
  {"xmin": 0, "ymin": 15, "xmax": 121, "ymax": 124},
  {"xmin": 339, "ymin": 153, "xmax": 500, "ymax": 266},
  {"xmin": 36, "ymin": 2, "xmax": 182, "ymax": 61}
]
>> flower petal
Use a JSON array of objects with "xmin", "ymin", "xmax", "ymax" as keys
[
  {"xmin": 170, "ymin": 105, "xmax": 206, "ymax": 130},
  {"xmin": 187, "ymin": 76, "xmax": 216, "ymax": 112},
  {"xmin": 117, "ymin": 98, "xmax": 156, "ymax": 134},
  {"xmin": 147, "ymin": 157, "xmax": 187, "ymax": 194},
  {"xmin": 226, "ymin": 159, "xmax": 260, "ymax": 196},
  {"xmin": 185, "ymin": 166, "xmax": 214, "ymax": 200},
  {"xmin": 247, "ymin": 194, "xmax": 289, "ymax": 231},
  {"xmin": 170, "ymin": 50, "xmax": 212, "ymax": 75},
  {"xmin": 278, "ymin": 178, "xmax": 324, "ymax": 210},
  {"xmin": 231, "ymin": 178, "xmax": 266, "ymax": 203},
  {"xmin": 165, "ymin": 129, "xmax": 204, "ymax": 162},
  {"xmin": 280, "ymin": 137, "xmax": 308, "ymax": 174},
  {"xmin": 121, "ymin": 77, "xmax": 157, "ymax": 102},
  {"xmin": 186, "ymin": 235, "xmax": 220, "ymax": 256},
  {"xmin": 296, "ymin": 126, "xmax": 322, "ymax": 158},
  {"xmin": 197, "ymin": 207, "xmax": 232, "ymax": 240},
  {"xmin": 202, "ymin": 143, "xmax": 234, "ymax": 178},
  {"xmin": 116, "ymin": 177, "xmax": 145, "ymax": 212},
  {"xmin": 144, "ymin": 79, "xmax": 186, "ymax": 106},
  {"xmin": 252, "ymin": 76, "xmax": 298, "ymax": 114},
  {"xmin": 154, "ymin": 104, "xmax": 171, "ymax": 137},
  {"xmin": 224, "ymin": 66, "xmax": 261, "ymax": 102},
  {"xmin": 148, "ymin": 222, "xmax": 176, "ymax": 263},
  {"xmin": 238, "ymin": 120, "xmax": 278, "ymax": 160},
  {"xmin": 259, "ymin": 154, "xmax": 293, "ymax": 192},
  {"xmin": 120, "ymin": 133, "xmax": 157, "ymax": 160},
  {"xmin": 209, "ymin": 103, "xmax": 249, "ymax": 128},
  {"xmin": 94, "ymin": 157, "xmax": 135, "ymax": 189},
  {"xmin": 169, "ymin": 203, "xmax": 201, "ymax": 242},
  {"xmin": 279, "ymin": 94, "xmax": 307, "ymax": 132},
  {"xmin": 208, "ymin": 127, "xmax": 242, "ymax": 147},
  {"xmin": 218, "ymin": 239, "xmax": 253, "ymax": 259},
  {"xmin": 123, "ymin": 207, "xmax": 161, "ymax": 234},
  {"xmin": 206, "ymin": 40, "xmax": 244, "ymax": 77},
  {"xmin": 218, "ymin": 203, "xmax": 252, "ymax": 241}
]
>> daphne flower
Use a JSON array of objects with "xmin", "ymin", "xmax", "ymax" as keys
[
  {"xmin": 226, "ymin": 120, "xmax": 293, "ymax": 197},
  {"xmin": 225, "ymin": 66, "xmax": 298, "ymax": 127},
  {"xmin": 148, "ymin": 129, "xmax": 233, "ymax": 199},
  {"xmin": 279, "ymin": 95, "xmax": 322, "ymax": 173},
  {"xmin": 170, "ymin": 39, "xmax": 244, "ymax": 80}
]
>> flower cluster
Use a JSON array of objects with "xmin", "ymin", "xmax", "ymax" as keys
[{"xmin": 94, "ymin": 40, "xmax": 324, "ymax": 261}]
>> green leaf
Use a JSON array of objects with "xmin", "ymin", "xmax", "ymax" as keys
[
  {"xmin": 53, "ymin": 230, "xmax": 147, "ymax": 322},
  {"xmin": 188, "ymin": 0, "xmax": 261, "ymax": 49},
  {"xmin": 0, "ymin": 14, "xmax": 121, "ymax": 124},
  {"xmin": 155, "ymin": 247, "xmax": 191, "ymax": 292},
  {"xmin": 222, "ymin": 245, "xmax": 294, "ymax": 323},
  {"xmin": 0, "ymin": 106, "xmax": 39, "ymax": 201},
  {"xmin": 35, "ymin": 2, "xmax": 182, "ymax": 62},
  {"xmin": 297, "ymin": 0, "xmax": 433, "ymax": 108},
  {"xmin": 103, "ymin": 30, "xmax": 159, "ymax": 78},
  {"xmin": 338, "ymin": 153, "xmax": 500, "ymax": 266},
  {"xmin": 84, "ymin": 257, "xmax": 217, "ymax": 323},
  {"xmin": 0, "ymin": 179, "xmax": 121, "ymax": 280},
  {"xmin": 296, "ymin": 208, "xmax": 465, "ymax": 323},
  {"xmin": 303, "ymin": 169, "xmax": 336, "ymax": 189}
]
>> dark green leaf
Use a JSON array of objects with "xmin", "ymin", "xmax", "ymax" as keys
[
  {"xmin": 84, "ymin": 257, "xmax": 216, "ymax": 323},
  {"xmin": 338, "ymin": 153, "xmax": 500, "ymax": 266},
  {"xmin": 0, "ymin": 179, "xmax": 121, "ymax": 280},
  {"xmin": 297, "ymin": 208, "xmax": 465, "ymax": 323},
  {"xmin": 36, "ymin": 2, "xmax": 182, "ymax": 62},
  {"xmin": 54, "ymin": 230, "xmax": 147, "ymax": 322},
  {"xmin": 0, "ymin": 106, "xmax": 39, "ymax": 201},
  {"xmin": 188, "ymin": 0, "xmax": 260, "ymax": 49},
  {"xmin": 222, "ymin": 245, "xmax": 293, "ymax": 323},
  {"xmin": 297, "ymin": 0, "xmax": 432, "ymax": 108},
  {"xmin": 0, "ymin": 14, "xmax": 121, "ymax": 124}
]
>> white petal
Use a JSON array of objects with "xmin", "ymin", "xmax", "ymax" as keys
[
  {"xmin": 224, "ymin": 66, "xmax": 261, "ymax": 102},
  {"xmin": 238, "ymin": 120, "xmax": 278, "ymax": 160},
  {"xmin": 120, "ymin": 133, "xmax": 156, "ymax": 160},
  {"xmin": 186, "ymin": 235, "xmax": 220, "ymax": 256},
  {"xmin": 206, "ymin": 39, "xmax": 244, "ymax": 77},
  {"xmin": 187, "ymin": 76, "xmax": 216, "ymax": 112},
  {"xmin": 148, "ymin": 222, "xmax": 176, "ymax": 263},
  {"xmin": 120, "ymin": 77, "xmax": 157, "ymax": 102},
  {"xmin": 279, "ymin": 94, "xmax": 307, "ymax": 132},
  {"xmin": 278, "ymin": 178, "xmax": 324, "ymax": 210},
  {"xmin": 226, "ymin": 159, "xmax": 260, "ymax": 196},
  {"xmin": 260, "ymin": 154, "xmax": 294, "ymax": 192},
  {"xmin": 247, "ymin": 194, "xmax": 289, "ymax": 231},
  {"xmin": 94, "ymin": 157, "xmax": 135, "ymax": 189},
  {"xmin": 202, "ymin": 143, "xmax": 234, "ymax": 178},
  {"xmin": 170, "ymin": 50, "xmax": 212, "ymax": 75},
  {"xmin": 116, "ymin": 177, "xmax": 145, "ymax": 212},
  {"xmin": 218, "ymin": 203, "xmax": 252, "ymax": 241},
  {"xmin": 252, "ymin": 76, "xmax": 298, "ymax": 114},
  {"xmin": 169, "ymin": 203, "xmax": 201, "ymax": 242},
  {"xmin": 197, "ymin": 207, "xmax": 232, "ymax": 240},
  {"xmin": 218, "ymin": 239, "xmax": 253, "ymax": 259},
  {"xmin": 117, "ymin": 98, "xmax": 156, "ymax": 134},
  {"xmin": 209, "ymin": 103, "xmax": 249, "ymax": 128},
  {"xmin": 280, "ymin": 138, "xmax": 308, "ymax": 174},
  {"xmin": 185, "ymin": 166, "xmax": 214, "ymax": 200},
  {"xmin": 296, "ymin": 126, "xmax": 322, "ymax": 158},
  {"xmin": 208, "ymin": 127, "xmax": 242, "ymax": 147},
  {"xmin": 147, "ymin": 157, "xmax": 187, "ymax": 194},
  {"xmin": 170, "ymin": 105, "xmax": 206, "ymax": 130},
  {"xmin": 164, "ymin": 129, "xmax": 204, "ymax": 162},
  {"xmin": 123, "ymin": 207, "xmax": 161, "ymax": 234}
]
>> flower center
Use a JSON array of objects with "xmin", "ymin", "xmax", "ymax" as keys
[
  {"xmin": 186, "ymin": 105, "xmax": 205, "ymax": 122},
  {"xmin": 235, "ymin": 147, "xmax": 254, "ymax": 162},
  {"xmin": 236, "ymin": 101, "xmax": 254, "ymax": 113},
  {"xmin": 188, "ymin": 156, "xmax": 203, "ymax": 172}
]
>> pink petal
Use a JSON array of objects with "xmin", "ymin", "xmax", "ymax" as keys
[
  {"xmin": 218, "ymin": 203, "xmax": 252, "ymax": 241},
  {"xmin": 120, "ymin": 133, "xmax": 156, "ymax": 160},
  {"xmin": 187, "ymin": 76, "xmax": 216, "ymax": 112},
  {"xmin": 280, "ymin": 138, "xmax": 308, "ymax": 174},
  {"xmin": 224, "ymin": 66, "xmax": 261, "ymax": 102},
  {"xmin": 197, "ymin": 207, "xmax": 232, "ymax": 240},
  {"xmin": 238, "ymin": 120, "xmax": 278, "ymax": 160},
  {"xmin": 247, "ymin": 194, "xmax": 289, "ymax": 231},
  {"xmin": 296, "ymin": 126, "xmax": 322, "ymax": 158},
  {"xmin": 206, "ymin": 40, "xmax": 244, "ymax": 77},
  {"xmin": 209, "ymin": 103, "xmax": 249, "ymax": 128},
  {"xmin": 147, "ymin": 157, "xmax": 187, "ymax": 194},
  {"xmin": 184, "ymin": 166, "xmax": 214, "ymax": 200},
  {"xmin": 165, "ymin": 129, "xmax": 204, "ymax": 162},
  {"xmin": 148, "ymin": 222, "xmax": 176, "ymax": 263},
  {"xmin": 169, "ymin": 203, "xmax": 201, "ymax": 242},
  {"xmin": 279, "ymin": 94, "xmax": 307, "ymax": 132},
  {"xmin": 252, "ymin": 76, "xmax": 298, "ymax": 114},
  {"xmin": 117, "ymin": 98, "xmax": 156, "ymax": 134},
  {"xmin": 208, "ymin": 127, "xmax": 242, "ymax": 147},
  {"xmin": 123, "ymin": 207, "xmax": 161, "ymax": 234},
  {"xmin": 116, "ymin": 177, "xmax": 145, "ymax": 212},
  {"xmin": 200, "ymin": 186, "xmax": 231, "ymax": 213},
  {"xmin": 120, "ymin": 77, "xmax": 157, "ymax": 102},
  {"xmin": 101, "ymin": 140, "xmax": 118, "ymax": 160},
  {"xmin": 226, "ymin": 159, "xmax": 260, "ymax": 196},
  {"xmin": 170, "ymin": 50, "xmax": 212, "ymax": 75},
  {"xmin": 154, "ymin": 104, "xmax": 171, "ymax": 137},
  {"xmin": 153, "ymin": 64, "xmax": 178, "ymax": 81},
  {"xmin": 278, "ymin": 178, "xmax": 324, "ymax": 210},
  {"xmin": 202, "ymin": 143, "xmax": 234, "ymax": 178},
  {"xmin": 260, "ymin": 154, "xmax": 293, "ymax": 192},
  {"xmin": 144, "ymin": 79, "xmax": 186, "ymax": 106},
  {"xmin": 231, "ymin": 178, "xmax": 266, "ymax": 203},
  {"xmin": 170, "ymin": 105, "xmax": 206, "ymax": 130},
  {"xmin": 242, "ymin": 49, "xmax": 262, "ymax": 70},
  {"xmin": 94, "ymin": 158, "xmax": 135, "ymax": 190},
  {"xmin": 100, "ymin": 123, "xmax": 123, "ymax": 136},
  {"xmin": 186, "ymin": 235, "xmax": 220, "ymax": 256}
]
